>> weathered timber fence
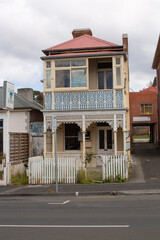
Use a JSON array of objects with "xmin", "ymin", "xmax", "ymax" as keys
[
  {"xmin": 102, "ymin": 155, "xmax": 128, "ymax": 180},
  {"xmin": 28, "ymin": 155, "xmax": 81, "ymax": 184}
]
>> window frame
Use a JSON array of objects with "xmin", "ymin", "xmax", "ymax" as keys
[
  {"xmin": 64, "ymin": 124, "xmax": 81, "ymax": 151},
  {"xmin": 114, "ymin": 56, "xmax": 123, "ymax": 89},
  {"xmin": 54, "ymin": 58, "xmax": 88, "ymax": 90},
  {"xmin": 97, "ymin": 68, "xmax": 113, "ymax": 90},
  {"xmin": 140, "ymin": 103, "xmax": 153, "ymax": 115}
]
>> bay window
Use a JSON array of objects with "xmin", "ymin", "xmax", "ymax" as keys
[{"xmin": 55, "ymin": 59, "xmax": 87, "ymax": 88}]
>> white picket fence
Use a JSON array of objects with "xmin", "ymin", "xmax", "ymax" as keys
[
  {"xmin": 28, "ymin": 155, "xmax": 81, "ymax": 184},
  {"xmin": 102, "ymin": 155, "xmax": 128, "ymax": 180}
]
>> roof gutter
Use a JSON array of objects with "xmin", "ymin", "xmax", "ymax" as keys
[
  {"xmin": 41, "ymin": 51, "xmax": 127, "ymax": 61},
  {"xmin": 42, "ymin": 45, "xmax": 123, "ymax": 54}
]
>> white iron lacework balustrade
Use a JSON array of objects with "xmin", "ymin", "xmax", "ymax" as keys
[
  {"xmin": 54, "ymin": 90, "xmax": 114, "ymax": 110},
  {"xmin": 116, "ymin": 90, "xmax": 123, "ymax": 108},
  {"xmin": 45, "ymin": 92, "xmax": 52, "ymax": 110}
]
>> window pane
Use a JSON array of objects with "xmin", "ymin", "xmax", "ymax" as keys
[
  {"xmin": 98, "ymin": 71, "xmax": 104, "ymax": 89},
  {"xmin": 71, "ymin": 69, "xmax": 87, "ymax": 87},
  {"xmin": 65, "ymin": 124, "xmax": 80, "ymax": 150},
  {"xmin": 46, "ymin": 61, "xmax": 51, "ymax": 68},
  {"xmin": 98, "ymin": 62, "xmax": 112, "ymax": 69},
  {"xmin": 56, "ymin": 70, "xmax": 70, "ymax": 88},
  {"xmin": 71, "ymin": 59, "xmax": 86, "ymax": 66},
  {"xmin": 145, "ymin": 104, "xmax": 152, "ymax": 114},
  {"xmin": 65, "ymin": 124, "xmax": 79, "ymax": 136},
  {"xmin": 99, "ymin": 130, "xmax": 104, "ymax": 149},
  {"xmin": 106, "ymin": 71, "xmax": 113, "ymax": 89},
  {"xmin": 55, "ymin": 60, "xmax": 70, "ymax": 67},
  {"xmin": 46, "ymin": 70, "xmax": 51, "ymax": 88},
  {"xmin": 107, "ymin": 130, "xmax": 112, "ymax": 149},
  {"xmin": 116, "ymin": 57, "xmax": 121, "ymax": 65},
  {"xmin": 116, "ymin": 67, "xmax": 121, "ymax": 85}
]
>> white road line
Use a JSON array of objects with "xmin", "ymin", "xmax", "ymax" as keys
[
  {"xmin": 48, "ymin": 200, "xmax": 70, "ymax": 205},
  {"xmin": 0, "ymin": 225, "xmax": 129, "ymax": 228}
]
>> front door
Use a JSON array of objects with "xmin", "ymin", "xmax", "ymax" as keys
[{"xmin": 97, "ymin": 128, "xmax": 114, "ymax": 154}]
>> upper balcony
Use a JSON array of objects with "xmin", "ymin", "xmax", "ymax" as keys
[{"xmin": 45, "ymin": 89, "xmax": 123, "ymax": 111}]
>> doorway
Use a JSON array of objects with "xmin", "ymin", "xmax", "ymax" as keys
[{"xmin": 97, "ymin": 127, "xmax": 114, "ymax": 154}]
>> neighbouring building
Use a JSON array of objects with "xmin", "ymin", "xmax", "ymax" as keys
[
  {"xmin": 130, "ymin": 86, "xmax": 158, "ymax": 145},
  {"xmin": 0, "ymin": 85, "xmax": 43, "ymax": 185},
  {"xmin": 152, "ymin": 35, "xmax": 160, "ymax": 148},
  {"xmin": 41, "ymin": 29, "xmax": 130, "ymax": 166}
]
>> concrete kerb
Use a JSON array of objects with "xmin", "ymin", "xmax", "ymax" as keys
[{"xmin": 0, "ymin": 189, "xmax": 160, "ymax": 197}]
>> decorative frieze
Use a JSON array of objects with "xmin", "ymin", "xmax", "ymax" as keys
[
  {"xmin": 45, "ymin": 93, "xmax": 52, "ymax": 110},
  {"xmin": 44, "ymin": 112, "xmax": 126, "ymax": 131},
  {"xmin": 54, "ymin": 90, "xmax": 114, "ymax": 111},
  {"xmin": 116, "ymin": 90, "xmax": 123, "ymax": 108}
]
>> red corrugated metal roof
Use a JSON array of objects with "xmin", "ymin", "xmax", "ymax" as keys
[
  {"xmin": 141, "ymin": 86, "xmax": 157, "ymax": 92},
  {"xmin": 44, "ymin": 34, "xmax": 118, "ymax": 52}
]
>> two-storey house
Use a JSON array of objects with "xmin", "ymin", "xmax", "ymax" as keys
[{"xmin": 41, "ymin": 29, "xmax": 130, "ymax": 165}]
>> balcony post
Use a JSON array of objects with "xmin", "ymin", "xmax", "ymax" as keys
[
  {"xmin": 114, "ymin": 114, "xmax": 117, "ymax": 155},
  {"xmin": 44, "ymin": 132, "xmax": 46, "ymax": 158},
  {"xmin": 82, "ymin": 115, "xmax": 86, "ymax": 168},
  {"xmin": 123, "ymin": 113, "xmax": 127, "ymax": 155},
  {"xmin": 52, "ymin": 132, "xmax": 55, "ymax": 158}
]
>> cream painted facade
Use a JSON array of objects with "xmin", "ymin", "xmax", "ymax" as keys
[{"xmin": 42, "ymin": 32, "xmax": 130, "ymax": 165}]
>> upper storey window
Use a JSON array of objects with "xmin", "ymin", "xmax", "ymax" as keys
[
  {"xmin": 46, "ymin": 61, "xmax": 51, "ymax": 68},
  {"xmin": 140, "ymin": 104, "xmax": 153, "ymax": 115},
  {"xmin": 98, "ymin": 62, "xmax": 113, "ymax": 89},
  {"xmin": 55, "ymin": 59, "xmax": 87, "ymax": 88}
]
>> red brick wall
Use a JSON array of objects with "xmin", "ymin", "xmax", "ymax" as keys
[{"xmin": 129, "ymin": 90, "xmax": 158, "ymax": 143}]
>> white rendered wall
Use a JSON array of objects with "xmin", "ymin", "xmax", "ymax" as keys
[{"xmin": 9, "ymin": 111, "xmax": 29, "ymax": 133}]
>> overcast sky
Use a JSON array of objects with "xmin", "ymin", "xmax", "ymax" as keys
[{"xmin": 0, "ymin": 0, "xmax": 159, "ymax": 92}]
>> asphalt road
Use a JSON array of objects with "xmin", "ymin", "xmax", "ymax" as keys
[{"xmin": 0, "ymin": 195, "xmax": 160, "ymax": 240}]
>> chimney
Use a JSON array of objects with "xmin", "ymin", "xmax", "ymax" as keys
[
  {"xmin": 72, "ymin": 28, "xmax": 92, "ymax": 39},
  {"xmin": 17, "ymin": 88, "xmax": 33, "ymax": 102},
  {"xmin": 122, "ymin": 34, "xmax": 128, "ymax": 53}
]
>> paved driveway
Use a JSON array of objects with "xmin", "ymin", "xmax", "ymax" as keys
[{"xmin": 131, "ymin": 143, "xmax": 160, "ymax": 182}]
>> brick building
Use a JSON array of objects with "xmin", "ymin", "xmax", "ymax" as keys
[
  {"xmin": 152, "ymin": 35, "xmax": 160, "ymax": 147},
  {"xmin": 130, "ymin": 86, "xmax": 158, "ymax": 145}
]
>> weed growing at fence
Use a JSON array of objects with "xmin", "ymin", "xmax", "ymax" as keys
[
  {"xmin": 76, "ymin": 169, "xmax": 102, "ymax": 184},
  {"xmin": 103, "ymin": 174, "xmax": 127, "ymax": 183},
  {"xmin": 11, "ymin": 172, "xmax": 28, "ymax": 185}
]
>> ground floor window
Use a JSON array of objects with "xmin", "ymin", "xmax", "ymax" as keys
[
  {"xmin": 65, "ymin": 124, "xmax": 80, "ymax": 150},
  {"xmin": 99, "ymin": 129, "xmax": 112, "ymax": 150}
]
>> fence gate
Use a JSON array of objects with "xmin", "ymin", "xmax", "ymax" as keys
[{"xmin": 28, "ymin": 156, "xmax": 81, "ymax": 184}]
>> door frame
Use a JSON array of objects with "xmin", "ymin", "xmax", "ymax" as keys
[{"xmin": 96, "ymin": 126, "xmax": 114, "ymax": 155}]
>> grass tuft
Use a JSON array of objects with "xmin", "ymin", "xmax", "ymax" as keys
[{"xmin": 11, "ymin": 172, "xmax": 28, "ymax": 185}]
